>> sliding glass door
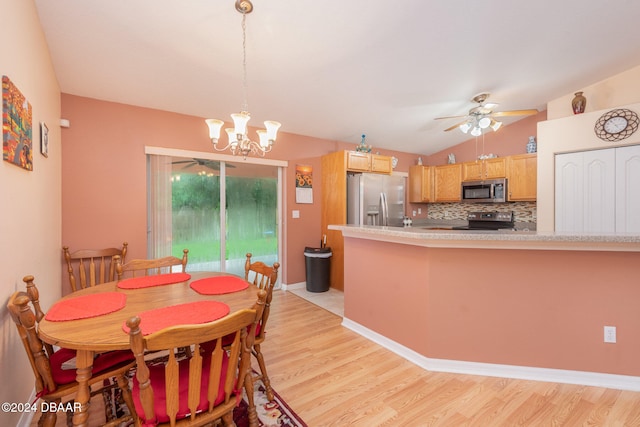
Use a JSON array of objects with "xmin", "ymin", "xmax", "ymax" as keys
[{"xmin": 148, "ymin": 154, "xmax": 280, "ymax": 277}]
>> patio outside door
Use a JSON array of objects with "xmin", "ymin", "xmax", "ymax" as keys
[{"xmin": 150, "ymin": 155, "xmax": 279, "ymax": 277}]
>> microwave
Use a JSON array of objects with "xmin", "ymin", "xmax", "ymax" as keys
[{"xmin": 461, "ymin": 178, "xmax": 508, "ymax": 203}]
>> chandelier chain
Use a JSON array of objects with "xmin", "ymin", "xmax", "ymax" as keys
[{"xmin": 241, "ymin": 11, "xmax": 249, "ymax": 113}]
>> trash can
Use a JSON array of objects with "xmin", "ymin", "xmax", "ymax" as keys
[{"xmin": 304, "ymin": 247, "xmax": 332, "ymax": 292}]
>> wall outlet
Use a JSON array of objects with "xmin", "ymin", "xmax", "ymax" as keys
[
  {"xmin": 412, "ymin": 210, "xmax": 417, "ymax": 217},
  {"xmin": 604, "ymin": 326, "xmax": 616, "ymax": 343},
  {"xmin": 291, "ymin": 210, "xmax": 300, "ymax": 219},
  {"xmin": 418, "ymin": 208, "xmax": 422, "ymax": 214}
]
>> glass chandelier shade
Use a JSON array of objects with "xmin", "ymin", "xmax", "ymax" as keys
[{"xmin": 459, "ymin": 115, "xmax": 502, "ymax": 136}]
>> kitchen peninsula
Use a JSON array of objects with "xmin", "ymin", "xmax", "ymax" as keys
[{"xmin": 330, "ymin": 224, "xmax": 640, "ymax": 390}]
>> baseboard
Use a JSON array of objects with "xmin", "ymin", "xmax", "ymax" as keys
[
  {"xmin": 281, "ymin": 281, "xmax": 305, "ymax": 291},
  {"xmin": 342, "ymin": 317, "xmax": 640, "ymax": 392}
]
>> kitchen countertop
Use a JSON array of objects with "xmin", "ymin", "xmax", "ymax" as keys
[{"xmin": 328, "ymin": 224, "xmax": 640, "ymax": 252}]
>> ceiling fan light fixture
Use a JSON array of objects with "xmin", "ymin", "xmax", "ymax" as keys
[
  {"xmin": 490, "ymin": 119, "xmax": 502, "ymax": 131},
  {"xmin": 460, "ymin": 122, "xmax": 472, "ymax": 133},
  {"xmin": 470, "ymin": 126, "xmax": 482, "ymax": 137},
  {"xmin": 478, "ymin": 117, "xmax": 491, "ymax": 129}
]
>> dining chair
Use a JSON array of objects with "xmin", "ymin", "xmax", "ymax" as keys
[
  {"xmin": 63, "ymin": 242, "xmax": 128, "ymax": 292},
  {"xmin": 114, "ymin": 249, "xmax": 189, "ymax": 279},
  {"xmin": 244, "ymin": 253, "xmax": 280, "ymax": 403},
  {"xmin": 7, "ymin": 285, "xmax": 137, "ymax": 427},
  {"xmin": 126, "ymin": 289, "xmax": 267, "ymax": 427}
]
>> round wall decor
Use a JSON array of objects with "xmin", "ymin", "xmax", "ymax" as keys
[{"xmin": 594, "ymin": 108, "xmax": 639, "ymax": 142}]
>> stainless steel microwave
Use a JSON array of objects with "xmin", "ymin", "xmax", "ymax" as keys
[{"xmin": 461, "ymin": 178, "xmax": 508, "ymax": 203}]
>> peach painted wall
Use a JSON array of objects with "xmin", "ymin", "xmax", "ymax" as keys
[
  {"xmin": 60, "ymin": 95, "xmax": 423, "ymax": 291},
  {"xmin": 0, "ymin": 0, "xmax": 62, "ymax": 423},
  {"xmin": 343, "ymin": 237, "xmax": 640, "ymax": 376}
]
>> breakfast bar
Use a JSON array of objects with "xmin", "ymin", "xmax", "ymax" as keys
[{"xmin": 330, "ymin": 224, "xmax": 640, "ymax": 390}]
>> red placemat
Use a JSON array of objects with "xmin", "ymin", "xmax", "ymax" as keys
[
  {"xmin": 190, "ymin": 276, "xmax": 249, "ymax": 295},
  {"xmin": 122, "ymin": 300, "xmax": 230, "ymax": 335},
  {"xmin": 117, "ymin": 272, "xmax": 191, "ymax": 289},
  {"xmin": 46, "ymin": 292, "xmax": 127, "ymax": 321}
]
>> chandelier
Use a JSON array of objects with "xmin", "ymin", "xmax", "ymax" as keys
[{"xmin": 205, "ymin": 0, "xmax": 281, "ymax": 159}]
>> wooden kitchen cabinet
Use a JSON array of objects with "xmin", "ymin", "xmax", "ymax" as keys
[
  {"xmin": 408, "ymin": 165, "xmax": 432, "ymax": 203},
  {"xmin": 462, "ymin": 157, "xmax": 506, "ymax": 181},
  {"xmin": 346, "ymin": 151, "xmax": 392, "ymax": 174},
  {"xmin": 507, "ymin": 153, "xmax": 537, "ymax": 201},
  {"xmin": 434, "ymin": 164, "xmax": 462, "ymax": 202}
]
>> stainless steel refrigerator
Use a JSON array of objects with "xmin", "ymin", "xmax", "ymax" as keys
[{"xmin": 347, "ymin": 173, "xmax": 406, "ymax": 226}]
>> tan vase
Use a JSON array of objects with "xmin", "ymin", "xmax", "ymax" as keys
[{"xmin": 572, "ymin": 92, "xmax": 586, "ymax": 114}]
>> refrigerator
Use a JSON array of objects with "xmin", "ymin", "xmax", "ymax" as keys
[{"xmin": 347, "ymin": 172, "xmax": 406, "ymax": 227}]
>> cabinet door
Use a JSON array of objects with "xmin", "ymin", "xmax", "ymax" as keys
[
  {"xmin": 434, "ymin": 164, "xmax": 461, "ymax": 202},
  {"xmin": 508, "ymin": 154, "xmax": 537, "ymax": 201},
  {"xmin": 462, "ymin": 161, "xmax": 483, "ymax": 181},
  {"xmin": 346, "ymin": 151, "xmax": 370, "ymax": 172},
  {"xmin": 555, "ymin": 150, "xmax": 615, "ymax": 233},
  {"xmin": 615, "ymin": 144, "xmax": 640, "ymax": 233},
  {"xmin": 371, "ymin": 154, "xmax": 392, "ymax": 174},
  {"xmin": 408, "ymin": 165, "xmax": 432, "ymax": 203},
  {"xmin": 484, "ymin": 157, "xmax": 506, "ymax": 179}
]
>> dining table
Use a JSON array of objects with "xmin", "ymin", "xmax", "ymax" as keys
[{"xmin": 37, "ymin": 271, "xmax": 260, "ymax": 427}]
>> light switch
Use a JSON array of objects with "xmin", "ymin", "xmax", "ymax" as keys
[{"xmin": 292, "ymin": 210, "xmax": 300, "ymax": 218}]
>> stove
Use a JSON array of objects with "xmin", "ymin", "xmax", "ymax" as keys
[{"xmin": 452, "ymin": 211, "xmax": 515, "ymax": 231}]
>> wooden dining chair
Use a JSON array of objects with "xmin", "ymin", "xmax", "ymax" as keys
[
  {"xmin": 63, "ymin": 242, "xmax": 128, "ymax": 292},
  {"xmin": 114, "ymin": 249, "xmax": 189, "ymax": 279},
  {"xmin": 7, "ymin": 287, "xmax": 137, "ymax": 427},
  {"xmin": 126, "ymin": 289, "xmax": 267, "ymax": 427},
  {"xmin": 244, "ymin": 253, "xmax": 280, "ymax": 403}
]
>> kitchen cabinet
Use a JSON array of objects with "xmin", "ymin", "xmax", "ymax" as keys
[
  {"xmin": 555, "ymin": 145, "xmax": 640, "ymax": 233},
  {"xmin": 346, "ymin": 151, "xmax": 392, "ymax": 174},
  {"xmin": 462, "ymin": 157, "xmax": 506, "ymax": 181},
  {"xmin": 507, "ymin": 154, "xmax": 537, "ymax": 201},
  {"xmin": 433, "ymin": 164, "xmax": 461, "ymax": 202},
  {"xmin": 408, "ymin": 165, "xmax": 432, "ymax": 203}
]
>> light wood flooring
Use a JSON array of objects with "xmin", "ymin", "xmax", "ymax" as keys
[{"xmin": 30, "ymin": 289, "xmax": 640, "ymax": 426}]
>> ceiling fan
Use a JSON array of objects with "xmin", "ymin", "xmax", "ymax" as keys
[
  {"xmin": 171, "ymin": 158, "xmax": 235, "ymax": 172},
  {"xmin": 435, "ymin": 92, "xmax": 538, "ymax": 136}
]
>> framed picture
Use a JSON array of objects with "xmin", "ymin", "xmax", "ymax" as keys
[
  {"xmin": 2, "ymin": 75, "xmax": 33, "ymax": 170},
  {"xmin": 40, "ymin": 122, "xmax": 48, "ymax": 157}
]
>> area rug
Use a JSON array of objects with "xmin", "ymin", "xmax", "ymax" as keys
[{"xmin": 101, "ymin": 372, "xmax": 306, "ymax": 427}]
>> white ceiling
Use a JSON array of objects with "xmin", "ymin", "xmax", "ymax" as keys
[{"xmin": 34, "ymin": 0, "xmax": 640, "ymax": 155}]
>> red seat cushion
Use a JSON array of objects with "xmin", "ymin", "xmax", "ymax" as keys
[
  {"xmin": 49, "ymin": 348, "xmax": 135, "ymax": 385},
  {"xmin": 131, "ymin": 353, "xmax": 230, "ymax": 425}
]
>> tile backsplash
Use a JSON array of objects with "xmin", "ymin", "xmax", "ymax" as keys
[{"xmin": 427, "ymin": 202, "xmax": 537, "ymax": 223}]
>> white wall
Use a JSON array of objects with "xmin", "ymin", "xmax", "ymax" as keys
[{"xmin": 0, "ymin": 0, "xmax": 62, "ymax": 425}]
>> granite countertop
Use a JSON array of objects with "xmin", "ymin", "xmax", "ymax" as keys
[{"xmin": 328, "ymin": 224, "xmax": 640, "ymax": 252}]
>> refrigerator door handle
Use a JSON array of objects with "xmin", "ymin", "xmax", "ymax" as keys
[{"xmin": 380, "ymin": 192, "xmax": 388, "ymax": 226}]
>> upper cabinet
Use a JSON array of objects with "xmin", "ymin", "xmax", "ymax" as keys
[
  {"xmin": 434, "ymin": 164, "xmax": 462, "ymax": 202},
  {"xmin": 507, "ymin": 154, "xmax": 537, "ymax": 201},
  {"xmin": 346, "ymin": 151, "xmax": 392, "ymax": 174},
  {"xmin": 462, "ymin": 157, "xmax": 506, "ymax": 181},
  {"xmin": 408, "ymin": 165, "xmax": 432, "ymax": 203}
]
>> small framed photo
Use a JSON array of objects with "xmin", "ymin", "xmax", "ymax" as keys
[{"xmin": 40, "ymin": 122, "xmax": 49, "ymax": 157}]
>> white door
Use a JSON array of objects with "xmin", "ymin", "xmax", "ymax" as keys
[
  {"xmin": 555, "ymin": 149, "xmax": 615, "ymax": 233},
  {"xmin": 616, "ymin": 144, "xmax": 640, "ymax": 233}
]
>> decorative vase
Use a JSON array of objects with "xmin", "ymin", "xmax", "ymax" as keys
[
  {"xmin": 572, "ymin": 92, "xmax": 586, "ymax": 114},
  {"xmin": 526, "ymin": 136, "xmax": 537, "ymax": 153}
]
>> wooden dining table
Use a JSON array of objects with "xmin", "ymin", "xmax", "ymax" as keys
[{"xmin": 37, "ymin": 271, "xmax": 260, "ymax": 427}]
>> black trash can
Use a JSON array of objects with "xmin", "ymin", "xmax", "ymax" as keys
[{"xmin": 304, "ymin": 247, "xmax": 332, "ymax": 292}]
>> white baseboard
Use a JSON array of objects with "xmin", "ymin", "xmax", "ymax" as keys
[
  {"xmin": 16, "ymin": 389, "xmax": 37, "ymax": 427},
  {"xmin": 281, "ymin": 281, "xmax": 305, "ymax": 291},
  {"xmin": 342, "ymin": 317, "xmax": 640, "ymax": 392}
]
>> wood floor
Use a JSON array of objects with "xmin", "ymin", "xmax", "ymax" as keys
[{"xmin": 30, "ymin": 289, "xmax": 640, "ymax": 426}]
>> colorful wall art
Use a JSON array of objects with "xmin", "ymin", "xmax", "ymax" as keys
[{"xmin": 2, "ymin": 75, "xmax": 33, "ymax": 171}]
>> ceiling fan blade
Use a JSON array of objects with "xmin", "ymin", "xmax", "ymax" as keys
[
  {"xmin": 491, "ymin": 109, "xmax": 538, "ymax": 117},
  {"xmin": 444, "ymin": 120, "xmax": 469, "ymax": 132},
  {"xmin": 171, "ymin": 160, "xmax": 193, "ymax": 165},
  {"xmin": 434, "ymin": 115, "xmax": 467, "ymax": 120}
]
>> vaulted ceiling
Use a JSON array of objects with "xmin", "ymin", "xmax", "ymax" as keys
[{"xmin": 34, "ymin": 0, "xmax": 640, "ymax": 155}]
